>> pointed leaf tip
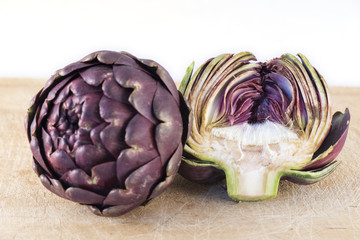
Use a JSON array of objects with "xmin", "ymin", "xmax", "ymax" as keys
[{"xmin": 179, "ymin": 61, "xmax": 194, "ymax": 94}]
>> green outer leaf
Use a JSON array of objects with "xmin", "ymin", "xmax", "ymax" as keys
[
  {"xmin": 182, "ymin": 157, "xmax": 219, "ymax": 168},
  {"xmin": 282, "ymin": 161, "xmax": 340, "ymax": 184},
  {"xmin": 282, "ymin": 53, "xmax": 316, "ymax": 133},
  {"xmin": 183, "ymin": 144, "xmax": 221, "ymax": 167},
  {"xmin": 297, "ymin": 53, "xmax": 331, "ymax": 146},
  {"xmin": 179, "ymin": 61, "xmax": 194, "ymax": 94}
]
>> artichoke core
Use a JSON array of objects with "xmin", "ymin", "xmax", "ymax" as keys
[{"xmin": 209, "ymin": 122, "xmax": 312, "ymax": 200}]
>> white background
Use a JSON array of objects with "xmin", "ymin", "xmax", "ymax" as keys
[{"xmin": 1, "ymin": 0, "xmax": 359, "ymax": 86}]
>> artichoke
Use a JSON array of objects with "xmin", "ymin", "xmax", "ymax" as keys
[
  {"xmin": 179, "ymin": 52, "xmax": 350, "ymax": 201},
  {"xmin": 25, "ymin": 50, "xmax": 190, "ymax": 216}
]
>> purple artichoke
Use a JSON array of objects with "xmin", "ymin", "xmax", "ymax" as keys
[
  {"xmin": 25, "ymin": 50, "xmax": 190, "ymax": 216},
  {"xmin": 179, "ymin": 52, "xmax": 350, "ymax": 201}
]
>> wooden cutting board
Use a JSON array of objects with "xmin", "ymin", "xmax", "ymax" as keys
[{"xmin": 0, "ymin": 78, "xmax": 359, "ymax": 240}]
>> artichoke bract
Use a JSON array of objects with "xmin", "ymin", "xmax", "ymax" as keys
[
  {"xmin": 179, "ymin": 52, "xmax": 350, "ymax": 201},
  {"xmin": 25, "ymin": 50, "xmax": 190, "ymax": 216}
]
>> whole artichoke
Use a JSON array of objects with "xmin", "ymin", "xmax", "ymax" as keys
[
  {"xmin": 25, "ymin": 50, "xmax": 190, "ymax": 216},
  {"xmin": 179, "ymin": 52, "xmax": 350, "ymax": 201}
]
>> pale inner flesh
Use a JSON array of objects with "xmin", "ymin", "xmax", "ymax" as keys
[{"xmin": 202, "ymin": 120, "xmax": 313, "ymax": 199}]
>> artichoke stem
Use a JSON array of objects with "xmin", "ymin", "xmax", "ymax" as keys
[{"xmin": 224, "ymin": 166, "xmax": 282, "ymax": 201}]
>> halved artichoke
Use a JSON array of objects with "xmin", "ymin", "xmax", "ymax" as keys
[
  {"xmin": 25, "ymin": 50, "xmax": 190, "ymax": 216},
  {"xmin": 179, "ymin": 52, "xmax": 350, "ymax": 201}
]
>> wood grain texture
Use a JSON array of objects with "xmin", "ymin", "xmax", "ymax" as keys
[{"xmin": 0, "ymin": 78, "xmax": 359, "ymax": 240}]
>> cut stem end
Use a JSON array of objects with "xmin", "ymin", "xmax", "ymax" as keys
[{"xmin": 224, "ymin": 166, "xmax": 282, "ymax": 201}]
